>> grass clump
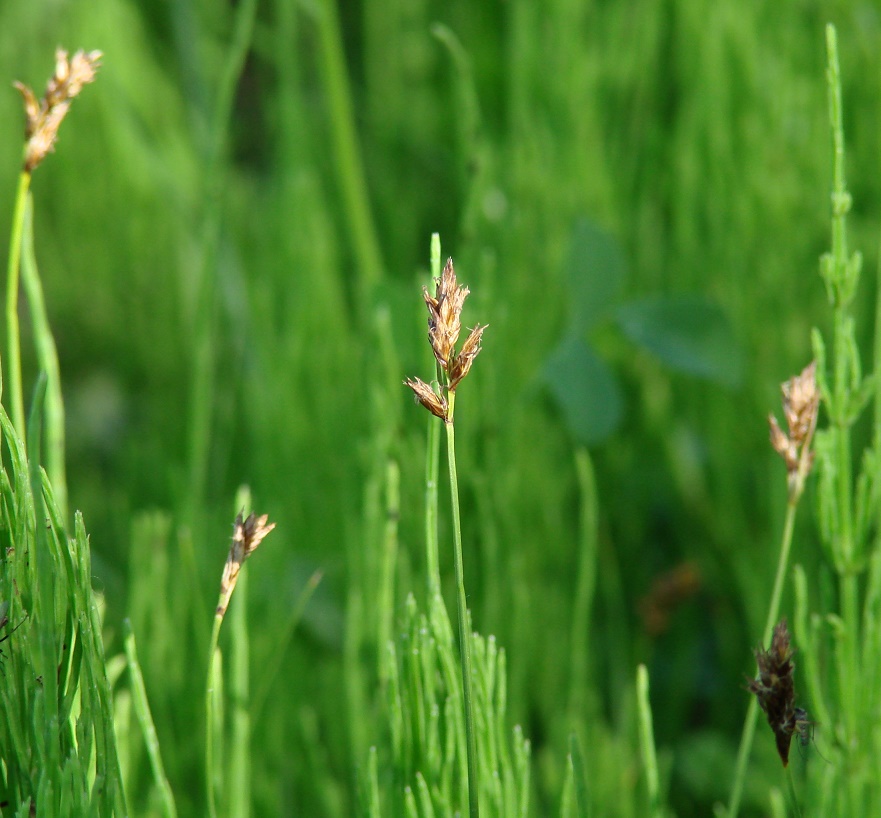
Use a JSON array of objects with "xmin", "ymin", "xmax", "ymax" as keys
[{"xmin": 7, "ymin": 10, "xmax": 881, "ymax": 818}]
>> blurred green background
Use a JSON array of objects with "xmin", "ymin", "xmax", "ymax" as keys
[{"xmin": 2, "ymin": 0, "xmax": 881, "ymax": 814}]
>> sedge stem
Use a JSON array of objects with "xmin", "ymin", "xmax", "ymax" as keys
[
  {"xmin": 205, "ymin": 614, "xmax": 223, "ymax": 818},
  {"xmin": 727, "ymin": 497, "xmax": 799, "ymax": 818},
  {"xmin": 5, "ymin": 169, "xmax": 31, "ymax": 439},
  {"xmin": 444, "ymin": 396, "xmax": 480, "ymax": 818}
]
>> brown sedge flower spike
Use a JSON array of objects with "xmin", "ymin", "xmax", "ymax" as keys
[
  {"xmin": 768, "ymin": 361, "xmax": 819, "ymax": 502},
  {"xmin": 216, "ymin": 512, "xmax": 276, "ymax": 617},
  {"xmin": 405, "ymin": 257, "xmax": 487, "ymax": 422},
  {"xmin": 745, "ymin": 619, "xmax": 803, "ymax": 767},
  {"xmin": 14, "ymin": 48, "xmax": 103, "ymax": 173}
]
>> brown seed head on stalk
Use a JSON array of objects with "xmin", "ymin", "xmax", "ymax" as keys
[
  {"xmin": 14, "ymin": 48, "xmax": 102, "ymax": 173},
  {"xmin": 216, "ymin": 512, "xmax": 275, "ymax": 618},
  {"xmin": 405, "ymin": 257, "xmax": 487, "ymax": 422},
  {"xmin": 403, "ymin": 376, "xmax": 448, "ymax": 420},
  {"xmin": 745, "ymin": 619, "xmax": 801, "ymax": 766},
  {"xmin": 768, "ymin": 361, "xmax": 819, "ymax": 501}
]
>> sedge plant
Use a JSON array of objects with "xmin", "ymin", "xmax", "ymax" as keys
[
  {"xmin": 729, "ymin": 23, "xmax": 881, "ymax": 818},
  {"xmin": 726, "ymin": 363, "xmax": 819, "ymax": 817},
  {"xmin": 0, "ymin": 46, "xmax": 128, "ymax": 817},
  {"xmin": 790, "ymin": 23, "xmax": 881, "ymax": 816},
  {"xmin": 205, "ymin": 503, "xmax": 275, "ymax": 818},
  {"xmin": 405, "ymin": 254, "xmax": 487, "ymax": 818},
  {"xmin": 5, "ymin": 48, "xmax": 101, "ymax": 517}
]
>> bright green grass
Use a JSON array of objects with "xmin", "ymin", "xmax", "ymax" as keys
[{"xmin": 2, "ymin": 1, "xmax": 881, "ymax": 815}]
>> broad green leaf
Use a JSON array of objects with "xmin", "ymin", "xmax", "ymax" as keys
[
  {"xmin": 617, "ymin": 296, "xmax": 743, "ymax": 386},
  {"xmin": 565, "ymin": 218, "xmax": 626, "ymax": 332},
  {"xmin": 542, "ymin": 337, "xmax": 623, "ymax": 445}
]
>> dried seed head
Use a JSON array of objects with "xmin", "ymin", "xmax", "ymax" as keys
[
  {"xmin": 768, "ymin": 362, "xmax": 818, "ymax": 501},
  {"xmin": 782, "ymin": 361, "xmax": 819, "ymax": 445},
  {"xmin": 405, "ymin": 256, "xmax": 487, "ymax": 422},
  {"xmin": 424, "ymin": 258, "xmax": 469, "ymax": 368},
  {"xmin": 216, "ymin": 512, "xmax": 275, "ymax": 617},
  {"xmin": 14, "ymin": 48, "xmax": 102, "ymax": 173},
  {"xmin": 447, "ymin": 323, "xmax": 487, "ymax": 390},
  {"xmin": 745, "ymin": 619, "xmax": 800, "ymax": 766},
  {"xmin": 404, "ymin": 376, "xmax": 449, "ymax": 421}
]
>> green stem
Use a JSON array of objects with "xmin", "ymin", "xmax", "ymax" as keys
[
  {"xmin": 568, "ymin": 448, "xmax": 598, "ymax": 721},
  {"xmin": 206, "ymin": 614, "xmax": 223, "ymax": 818},
  {"xmin": 727, "ymin": 498, "xmax": 799, "ymax": 818},
  {"xmin": 826, "ymin": 23, "xmax": 860, "ymax": 747},
  {"xmin": 784, "ymin": 764, "xmax": 804, "ymax": 818},
  {"xmin": 426, "ymin": 414, "xmax": 442, "ymax": 597},
  {"xmin": 20, "ymin": 192, "xmax": 67, "ymax": 520},
  {"xmin": 636, "ymin": 665, "xmax": 661, "ymax": 818},
  {"xmin": 425, "ymin": 234, "xmax": 443, "ymax": 598},
  {"xmin": 124, "ymin": 620, "xmax": 178, "ymax": 818},
  {"xmin": 444, "ymin": 400, "xmax": 480, "ymax": 818},
  {"xmin": 186, "ymin": 0, "xmax": 257, "ymax": 521},
  {"xmin": 314, "ymin": 0, "xmax": 384, "ymax": 309},
  {"xmin": 228, "ymin": 566, "xmax": 251, "ymax": 818},
  {"xmin": 5, "ymin": 170, "xmax": 31, "ymax": 440}
]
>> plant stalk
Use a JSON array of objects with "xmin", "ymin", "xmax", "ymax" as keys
[
  {"xmin": 444, "ymin": 397, "xmax": 480, "ymax": 818},
  {"xmin": 726, "ymin": 497, "xmax": 799, "ymax": 818},
  {"xmin": 5, "ymin": 169, "xmax": 31, "ymax": 440}
]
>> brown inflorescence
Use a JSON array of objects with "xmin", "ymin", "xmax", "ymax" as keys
[
  {"xmin": 745, "ymin": 619, "xmax": 803, "ymax": 766},
  {"xmin": 14, "ymin": 48, "xmax": 102, "ymax": 173},
  {"xmin": 768, "ymin": 361, "xmax": 819, "ymax": 501},
  {"xmin": 216, "ymin": 512, "xmax": 276, "ymax": 617},
  {"xmin": 405, "ymin": 257, "xmax": 486, "ymax": 422}
]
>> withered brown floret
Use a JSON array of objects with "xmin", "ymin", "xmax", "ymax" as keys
[
  {"xmin": 768, "ymin": 362, "xmax": 819, "ymax": 501},
  {"xmin": 404, "ymin": 257, "xmax": 487, "ymax": 423},
  {"xmin": 14, "ymin": 48, "xmax": 102, "ymax": 173},
  {"xmin": 216, "ymin": 512, "xmax": 276, "ymax": 617},
  {"xmin": 745, "ymin": 619, "xmax": 802, "ymax": 766}
]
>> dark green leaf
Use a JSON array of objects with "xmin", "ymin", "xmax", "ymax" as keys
[
  {"xmin": 566, "ymin": 218, "xmax": 626, "ymax": 332},
  {"xmin": 542, "ymin": 337, "xmax": 623, "ymax": 445},
  {"xmin": 617, "ymin": 296, "xmax": 743, "ymax": 386}
]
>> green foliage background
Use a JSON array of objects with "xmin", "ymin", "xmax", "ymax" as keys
[{"xmin": 2, "ymin": 1, "xmax": 881, "ymax": 815}]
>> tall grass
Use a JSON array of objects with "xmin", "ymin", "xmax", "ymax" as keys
[{"xmin": 3, "ymin": 3, "xmax": 881, "ymax": 816}]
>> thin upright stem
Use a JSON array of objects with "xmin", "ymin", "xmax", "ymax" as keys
[
  {"xmin": 205, "ymin": 614, "xmax": 223, "ymax": 818},
  {"xmin": 825, "ymin": 22, "xmax": 860, "ymax": 748},
  {"xmin": 5, "ymin": 170, "xmax": 31, "ymax": 440},
  {"xmin": 315, "ymin": 0, "xmax": 384, "ymax": 309},
  {"xmin": 185, "ymin": 0, "xmax": 257, "ymax": 522},
  {"xmin": 727, "ymin": 498, "xmax": 798, "ymax": 818},
  {"xmin": 426, "ymin": 415, "xmax": 442, "ymax": 597},
  {"xmin": 425, "ymin": 234, "xmax": 443, "ymax": 597},
  {"xmin": 784, "ymin": 764, "xmax": 804, "ymax": 818},
  {"xmin": 444, "ymin": 401, "xmax": 480, "ymax": 818},
  {"xmin": 20, "ymin": 193, "xmax": 67, "ymax": 520}
]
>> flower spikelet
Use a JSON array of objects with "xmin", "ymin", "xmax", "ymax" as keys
[
  {"xmin": 768, "ymin": 361, "xmax": 819, "ymax": 501},
  {"xmin": 405, "ymin": 257, "xmax": 487, "ymax": 422},
  {"xmin": 14, "ymin": 48, "xmax": 102, "ymax": 173},
  {"xmin": 745, "ymin": 619, "xmax": 801, "ymax": 766},
  {"xmin": 216, "ymin": 512, "xmax": 275, "ymax": 617},
  {"xmin": 403, "ymin": 376, "xmax": 448, "ymax": 420}
]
